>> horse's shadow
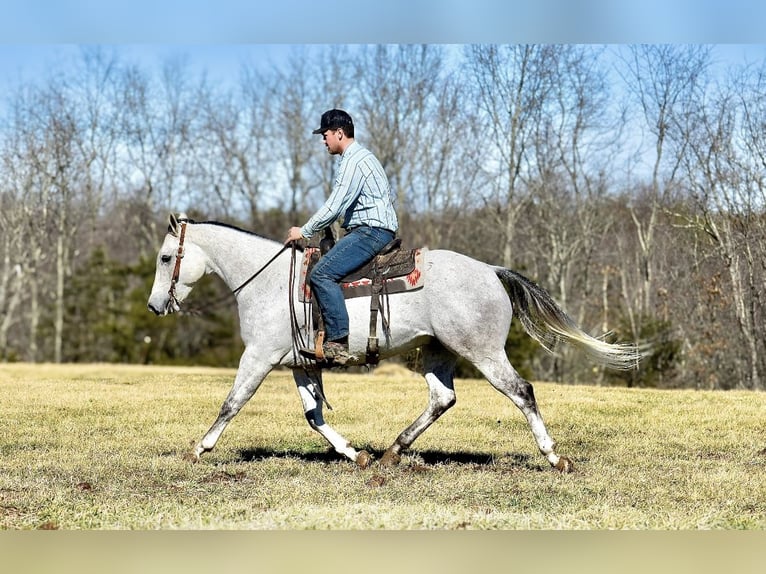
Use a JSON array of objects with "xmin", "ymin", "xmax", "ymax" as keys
[{"xmin": 232, "ymin": 447, "xmax": 546, "ymax": 472}]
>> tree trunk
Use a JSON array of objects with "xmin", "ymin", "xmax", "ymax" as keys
[{"xmin": 54, "ymin": 231, "xmax": 66, "ymax": 363}]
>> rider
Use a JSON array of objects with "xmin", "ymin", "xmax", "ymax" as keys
[{"xmin": 285, "ymin": 109, "xmax": 398, "ymax": 364}]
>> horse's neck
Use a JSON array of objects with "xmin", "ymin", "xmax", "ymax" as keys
[{"xmin": 191, "ymin": 223, "xmax": 283, "ymax": 291}]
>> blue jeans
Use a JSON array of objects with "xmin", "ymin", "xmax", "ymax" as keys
[{"xmin": 309, "ymin": 226, "xmax": 396, "ymax": 342}]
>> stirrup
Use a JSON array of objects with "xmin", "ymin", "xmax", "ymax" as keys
[
  {"xmin": 299, "ymin": 341, "xmax": 351, "ymax": 366},
  {"xmin": 315, "ymin": 330, "xmax": 326, "ymax": 361}
]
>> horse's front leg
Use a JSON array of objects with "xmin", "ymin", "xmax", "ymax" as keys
[
  {"xmin": 188, "ymin": 349, "xmax": 272, "ymax": 461},
  {"xmin": 293, "ymin": 368, "xmax": 372, "ymax": 469}
]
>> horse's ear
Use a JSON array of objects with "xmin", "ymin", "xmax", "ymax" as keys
[
  {"xmin": 168, "ymin": 213, "xmax": 179, "ymax": 236},
  {"xmin": 168, "ymin": 212, "xmax": 190, "ymax": 235}
]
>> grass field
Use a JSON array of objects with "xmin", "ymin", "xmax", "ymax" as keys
[{"xmin": 0, "ymin": 362, "xmax": 764, "ymax": 530}]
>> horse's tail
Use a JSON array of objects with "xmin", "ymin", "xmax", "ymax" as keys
[{"xmin": 493, "ymin": 267, "xmax": 645, "ymax": 370}]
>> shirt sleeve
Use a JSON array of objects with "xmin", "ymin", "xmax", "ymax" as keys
[{"xmin": 300, "ymin": 145, "xmax": 366, "ymax": 238}]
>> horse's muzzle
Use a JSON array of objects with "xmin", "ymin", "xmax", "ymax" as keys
[
  {"xmin": 147, "ymin": 299, "xmax": 177, "ymax": 316},
  {"xmin": 147, "ymin": 301, "xmax": 165, "ymax": 316}
]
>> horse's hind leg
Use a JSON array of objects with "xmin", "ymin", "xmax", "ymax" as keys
[
  {"xmin": 380, "ymin": 342, "xmax": 457, "ymax": 466},
  {"xmin": 475, "ymin": 355, "xmax": 573, "ymax": 472},
  {"xmin": 293, "ymin": 368, "xmax": 372, "ymax": 469}
]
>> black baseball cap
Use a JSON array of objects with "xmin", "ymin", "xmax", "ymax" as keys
[{"xmin": 312, "ymin": 109, "xmax": 354, "ymax": 134}]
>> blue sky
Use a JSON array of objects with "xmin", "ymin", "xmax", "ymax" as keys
[
  {"xmin": 1, "ymin": 1, "xmax": 765, "ymax": 89},
  {"xmin": 0, "ymin": 44, "xmax": 297, "ymax": 88},
  {"xmin": 3, "ymin": 1, "xmax": 766, "ymax": 43}
]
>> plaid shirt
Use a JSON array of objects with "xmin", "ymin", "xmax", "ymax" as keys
[{"xmin": 301, "ymin": 141, "xmax": 398, "ymax": 238}]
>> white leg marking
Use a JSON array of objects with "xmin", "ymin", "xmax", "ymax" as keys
[{"xmin": 295, "ymin": 373, "xmax": 359, "ymax": 462}]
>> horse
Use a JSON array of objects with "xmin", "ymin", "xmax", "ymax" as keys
[{"xmin": 147, "ymin": 214, "xmax": 643, "ymax": 472}]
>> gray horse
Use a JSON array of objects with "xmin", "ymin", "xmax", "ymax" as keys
[{"xmin": 148, "ymin": 214, "xmax": 643, "ymax": 472}]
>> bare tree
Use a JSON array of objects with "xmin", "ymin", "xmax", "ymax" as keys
[
  {"xmin": 526, "ymin": 46, "xmax": 618, "ymax": 311},
  {"xmin": 464, "ymin": 44, "xmax": 559, "ymax": 268},
  {"xmin": 71, "ymin": 47, "xmax": 121, "ymax": 221},
  {"xmin": 683, "ymin": 61, "xmax": 766, "ymax": 389},
  {"xmin": 350, "ymin": 45, "xmax": 448, "ymax": 217},
  {"xmin": 410, "ymin": 66, "xmax": 479, "ymax": 248},
  {"xmin": 270, "ymin": 47, "xmax": 328, "ymax": 226},
  {"xmin": 189, "ymin": 71, "xmax": 275, "ymax": 224},
  {"xmin": 617, "ymin": 45, "xmax": 712, "ymax": 329},
  {"xmin": 517, "ymin": 46, "xmax": 625, "ymax": 380},
  {"xmin": 0, "ymin": 48, "xmax": 122, "ymax": 363},
  {"xmin": 3, "ymin": 77, "xmax": 79, "ymax": 363},
  {"xmin": 300, "ymin": 45, "xmax": 355, "ymax": 214},
  {"xmin": 114, "ymin": 56, "xmax": 195, "ymax": 253},
  {"xmin": 0, "ymin": 99, "xmax": 34, "ymax": 359}
]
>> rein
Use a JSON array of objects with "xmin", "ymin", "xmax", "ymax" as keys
[
  {"xmin": 287, "ymin": 244, "xmax": 332, "ymax": 410},
  {"xmin": 168, "ymin": 220, "xmax": 289, "ymax": 314},
  {"xmin": 230, "ymin": 244, "xmax": 290, "ymax": 297}
]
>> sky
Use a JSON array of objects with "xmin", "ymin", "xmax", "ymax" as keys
[
  {"xmin": 0, "ymin": 44, "xmax": 297, "ymax": 89},
  {"xmin": 3, "ymin": 1, "xmax": 766, "ymax": 44},
  {"xmin": 0, "ymin": 2, "xmax": 765, "ymax": 91}
]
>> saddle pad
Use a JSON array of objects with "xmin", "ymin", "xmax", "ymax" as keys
[{"xmin": 299, "ymin": 247, "xmax": 427, "ymax": 303}]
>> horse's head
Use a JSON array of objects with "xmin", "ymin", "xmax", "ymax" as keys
[{"xmin": 147, "ymin": 213, "xmax": 208, "ymax": 316}]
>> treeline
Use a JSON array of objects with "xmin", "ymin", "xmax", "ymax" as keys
[{"xmin": 1, "ymin": 44, "xmax": 765, "ymax": 390}]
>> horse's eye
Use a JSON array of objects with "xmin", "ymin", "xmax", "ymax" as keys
[{"xmin": 161, "ymin": 255, "xmax": 172, "ymax": 264}]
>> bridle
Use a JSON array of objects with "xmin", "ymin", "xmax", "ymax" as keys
[
  {"xmin": 167, "ymin": 219, "xmax": 289, "ymax": 313},
  {"xmin": 167, "ymin": 220, "xmax": 188, "ymax": 312}
]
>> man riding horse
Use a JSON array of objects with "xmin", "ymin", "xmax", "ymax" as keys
[{"xmin": 285, "ymin": 109, "xmax": 399, "ymax": 365}]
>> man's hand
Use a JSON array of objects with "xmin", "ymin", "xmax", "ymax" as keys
[{"xmin": 285, "ymin": 226, "xmax": 306, "ymax": 245}]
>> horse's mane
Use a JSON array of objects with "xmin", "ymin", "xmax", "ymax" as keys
[{"xmin": 184, "ymin": 218, "xmax": 303, "ymax": 251}]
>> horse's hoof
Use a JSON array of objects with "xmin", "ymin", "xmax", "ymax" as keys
[
  {"xmin": 554, "ymin": 456, "xmax": 574, "ymax": 473},
  {"xmin": 356, "ymin": 450, "xmax": 372, "ymax": 469},
  {"xmin": 379, "ymin": 449, "xmax": 401, "ymax": 467},
  {"xmin": 183, "ymin": 451, "xmax": 200, "ymax": 464}
]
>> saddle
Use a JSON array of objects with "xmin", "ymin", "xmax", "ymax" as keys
[{"xmin": 299, "ymin": 233, "xmax": 427, "ymax": 365}]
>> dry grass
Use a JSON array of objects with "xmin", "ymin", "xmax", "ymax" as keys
[{"xmin": 0, "ymin": 363, "xmax": 764, "ymax": 530}]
